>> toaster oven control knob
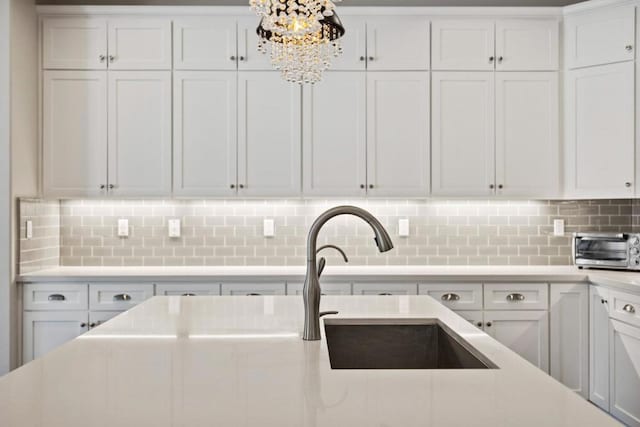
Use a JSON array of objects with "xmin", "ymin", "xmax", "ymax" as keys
[
  {"xmin": 632, "ymin": 257, "xmax": 640, "ymax": 267},
  {"xmin": 631, "ymin": 236, "xmax": 640, "ymax": 246},
  {"xmin": 631, "ymin": 248, "xmax": 639, "ymax": 256}
]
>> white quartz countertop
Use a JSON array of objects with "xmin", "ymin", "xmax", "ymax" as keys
[
  {"xmin": 0, "ymin": 295, "xmax": 619, "ymax": 427},
  {"xmin": 17, "ymin": 265, "xmax": 640, "ymax": 293}
]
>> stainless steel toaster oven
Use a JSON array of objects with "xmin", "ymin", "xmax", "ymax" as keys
[{"xmin": 573, "ymin": 232, "xmax": 640, "ymax": 270}]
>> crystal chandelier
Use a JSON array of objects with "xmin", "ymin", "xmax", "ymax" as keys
[{"xmin": 249, "ymin": 0, "xmax": 345, "ymax": 84}]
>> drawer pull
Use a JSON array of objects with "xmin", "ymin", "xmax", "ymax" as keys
[
  {"xmin": 48, "ymin": 294, "xmax": 66, "ymax": 302},
  {"xmin": 113, "ymin": 294, "xmax": 132, "ymax": 302},
  {"xmin": 441, "ymin": 293, "xmax": 460, "ymax": 302},
  {"xmin": 378, "ymin": 293, "xmax": 393, "ymax": 296},
  {"xmin": 623, "ymin": 304, "xmax": 636, "ymax": 314},
  {"xmin": 246, "ymin": 293, "xmax": 262, "ymax": 296},
  {"xmin": 182, "ymin": 293, "xmax": 197, "ymax": 297},
  {"xmin": 506, "ymin": 293, "xmax": 525, "ymax": 302}
]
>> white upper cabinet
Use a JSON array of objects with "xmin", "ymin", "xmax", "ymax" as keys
[
  {"xmin": 366, "ymin": 16, "xmax": 430, "ymax": 70},
  {"xmin": 174, "ymin": 17, "xmax": 237, "ymax": 70},
  {"xmin": 107, "ymin": 18, "xmax": 172, "ymax": 70},
  {"xmin": 495, "ymin": 72, "xmax": 559, "ymax": 198},
  {"xmin": 432, "ymin": 20, "xmax": 495, "ymax": 70},
  {"xmin": 432, "ymin": 72, "xmax": 495, "ymax": 196},
  {"xmin": 565, "ymin": 62, "xmax": 635, "ymax": 198},
  {"xmin": 303, "ymin": 72, "xmax": 367, "ymax": 197},
  {"xmin": 238, "ymin": 72, "xmax": 302, "ymax": 197},
  {"xmin": 330, "ymin": 15, "xmax": 367, "ymax": 71},
  {"xmin": 108, "ymin": 71, "xmax": 172, "ymax": 196},
  {"xmin": 367, "ymin": 72, "xmax": 430, "ymax": 197},
  {"xmin": 43, "ymin": 71, "xmax": 108, "ymax": 197},
  {"xmin": 238, "ymin": 16, "xmax": 273, "ymax": 70},
  {"xmin": 43, "ymin": 17, "xmax": 107, "ymax": 69},
  {"xmin": 173, "ymin": 71, "xmax": 237, "ymax": 197},
  {"xmin": 495, "ymin": 19, "xmax": 559, "ymax": 71},
  {"xmin": 565, "ymin": 5, "xmax": 635, "ymax": 69}
]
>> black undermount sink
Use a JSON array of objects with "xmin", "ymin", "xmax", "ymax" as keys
[{"xmin": 324, "ymin": 319, "xmax": 497, "ymax": 370}]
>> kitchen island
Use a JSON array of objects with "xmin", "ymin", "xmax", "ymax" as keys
[{"xmin": 0, "ymin": 294, "xmax": 618, "ymax": 426}]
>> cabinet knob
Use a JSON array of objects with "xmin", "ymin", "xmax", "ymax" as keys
[
  {"xmin": 626, "ymin": 182, "xmax": 632, "ymax": 188},
  {"xmin": 489, "ymin": 184, "xmax": 495, "ymax": 189},
  {"xmin": 360, "ymin": 184, "xmax": 365, "ymax": 189},
  {"xmin": 476, "ymin": 321, "xmax": 483, "ymax": 328},
  {"xmin": 489, "ymin": 56, "xmax": 495, "ymax": 63},
  {"xmin": 239, "ymin": 56, "xmax": 246, "ymax": 61},
  {"xmin": 89, "ymin": 322, "xmax": 97, "ymax": 328},
  {"xmin": 368, "ymin": 56, "xmax": 375, "ymax": 61},
  {"xmin": 239, "ymin": 184, "xmax": 245, "ymax": 189},
  {"xmin": 108, "ymin": 55, "xmax": 115, "ymax": 63},
  {"xmin": 359, "ymin": 56, "xmax": 366, "ymax": 61},
  {"xmin": 441, "ymin": 293, "xmax": 460, "ymax": 302},
  {"xmin": 99, "ymin": 55, "xmax": 106, "ymax": 62},
  {"xmin": 368, "ymin": 184, "xmax": 374, "ymax": 189},
  {"xmin": 100, "ymin": 184, "xmax": 106, "ymax": 190},
  {"xmin": 230, "ymin": 184, "xmax": 236, "ymax": 189},
  {"xmin": 601, "ymin": 299, "xmax": 608, "ymax": 304},
  {"xmin": 623, "ymin": 304, "xmax": 636, "ymax": 314},
  {"xmin": 498, "ymin": 184, "xmax": 504, "ymax": 189},
  {"xmin": 485, "ymin": 322, "xmax": 492, "ymax": 327},
  {"xmin": 108, "ymin": 184, "xmax": 116, "ymax": 190},
  {"xmin": 626, "ymin": 45, "xmax": 634, "ymax": 52},
  {"xmin": 230, "ymin": 55, "xmax": 237, "ymax": 61},
  {"xmin": 80, "ymin": 323, "xmax": 88, "ymax": 328},
  {"xmin": 498, "ymin": 56, "xmax": 504, "ymax": 63}
]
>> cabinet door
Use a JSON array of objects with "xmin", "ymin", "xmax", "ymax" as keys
[
  {"xmin": 366, "ymin": 16, "xmax": 430, "ymax": 71},
  {"xmin": 495, "ymin": 72, "xmax": 559, "ymax": 198},
  {"xmin": 238, "ymin": 72, "xmax": 302, "ymax": 197},
  {"xmin": 42, "ymin": 17, "xmax": 107, "ymax": 70},
  {"xmin": 89, "ymin": 311, "xmax": 121, "ymax": 329},
  {"xmin": 107, "ymin": 18, "xmax": 172, "ymax": 70},
  {"xmin": 352, "ymin": 283, "xmax": 417, "ymax": 295},
  {"xmin": 565, "ymin": 5, "xmax": 635, "ymax": 69},
  {"xmin": 174, "ymin": 17, "xmax": 238, "ymax": 70},
  {"xmin": 367, "ymin": 72, "xmax": 430, "ymax": 197},
  {"xmin": 303, "ymin": 72, "xmax": 366, "ymax": 197},
  {"xmin": 286, "ymin": 282, "xmax": 352, "ymax": 296},
  {"xmin": 23, "ymin": 311, "xmax": 88, "ymax": 363},
  {"xmin": 156, "ymin": 283, "xmax": 221, "ymax": 296},
  {"xmin": 456, "ymin": 310, "xmax": 484, "ymax": 329},
  {"xmin": 549, "ymin": 284, "xmax": 589, "ymax": 398},
  {"xmin": 484, "ymin": 310, "xmax": 549, "ymax": 372},
  {"xmin": 43, "ymin": 71, "xmax": 108, "ymax": 197},
  {"xmin": 221, "ymin": 283, "xmax": 286, "ymax": 296},
  {"xmin": 609, "ymin": 320, "xmax": 640, "ymax": 426},
  {"xmin": 432, "ymin": 72, "xmax": 495, "ymax": 196},
  {"xmin": 590, "ymin": 286, "xmax": 610, "ymax": 411},
  {"xmin": 174, "ymin": 71, "xmax": 237, "ymax": 197},
  {"xmin": 431, "ymin": 19, "xmax": 495, "ymax": 70},
  {"xmin": 329, "ymin": 15, "xmax": 367, "ymax": 71},
  {"xmin": 108, "ymin": 71, "xmax": 172, "ymax": 197},
  {"xmin": 495, "ymin": 19, "xmax": 559, "ymax": 71},
  {"xmin": 565, "ymin": 63, "xmax": 635, "ymax": 198},
  {"xmin": 238, "ymin": 16, "xmax": 275, "ymax": 71}
]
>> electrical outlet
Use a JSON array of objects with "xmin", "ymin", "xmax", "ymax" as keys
[
  {"xmin": 263, "ymin": 219, "xmax": 275, "ymax": 238},
  {"xmin": 25, "ymin": 220, "xmax": 33, "ymax": 240},
  {"xmin": 117, "ymin": 219, "xmax": 129, "ymax": 237},
  {"xmin": 553, "ymin": 219, "xmax": 565, "ymax": 236},
  {"xmin": 168, "ymin": 219, "xmax": 181, "ymax": 238},
  {"xmin": 398, "ymin": 218, "xmax": 410, "ymax": 237}
]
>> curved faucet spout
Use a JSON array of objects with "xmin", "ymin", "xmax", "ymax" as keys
[{"xmin": 302, "ymin": 206, "xmax": 394, "ymax": 341}]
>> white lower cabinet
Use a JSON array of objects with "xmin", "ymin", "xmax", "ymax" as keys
[
  {"xmin": 23, "ymin": 311, "xmax": 89, "ymax": 363},
  {"xmin": 609, "ymin": 319, "xmax": 640, "ymax": 426},
  {"xmin": 155, "ymin": 283, "xmax": 221, "ymax": 296},
  {"xmin": 287, "ymin": 282, "xmax": 352, "ymax": 296},
  {"xmin": 352, "ymin": 283, "xmax": 418, "ymax": 295},
  {"xmin": 89, "ymin": 283, "xmax": 154, "ymax": 311},
  {"xmin": 590, "ymin": 286, "xmax": 611, "ymax": 411},
  {"xmin": 89, "ymin": 311, "xmax": 122, "ymax": 329},
  {"xmin": 221, "ymin": 283, "xmax": 286, "ymax": 296}
]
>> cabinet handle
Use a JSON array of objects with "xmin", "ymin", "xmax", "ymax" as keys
[
  {"xmin": 441, "ymin": 293, "xmax": 460, "ymax": 302},
  {"xmin": 489, "ymin": 56, "xmax": 495, "ymax": 63},
  {"xmin": 601, "ymin": 299, "xmax": 608, "ymax": 304},
  {"xmin": 626, "ymin": 182, "xmax": 632, "ymax": 188},
  {"xmin": 368, "ymin": 184, "xmax": 374, "ymax": 189},
  {"xmin": 230, "ymin": 56, "xmax": 237, "ymax": 61},
  {"xmin": 99, "ymin": 55, "xmax": 106, "ymax": 62},
  {"xmin": 489, "ymin": 184, "xmax": 495, "ymax": 189},
  {"xmin": 230, "ymin": 184, "xmax": 236, "ymax": 189},
  {"xmin": 368, "ymin": 56, "xmax": 375, "ymax": 61},
  {"xmin": 239, "ymin": 56, "xmax": 246, "ymax": 61},
  {"xmin": 626, "ymin": 45, "xmax": 634, "ymax": 52},
  {"xmin": 359, "ymin": 56, "xmax": 366, "ymax": 61},
  {"xmin": 80, "ymin": 323, "xmax": 88, "ymax": 328},
  {"xmin": 498, "ymin": 184, "xmax": 504, "ymax": 189},
  {"xmin": 476, "ymin": 321, "xmax": 483, "ymax": 328},
  {"xmin": 485, "ymin": 321, "xmax": 492, "ymax": 327},
  {"xmin": 113, "ymin": 293, "xmax": 132, "ymax": 302},
  {"xmin": 48, "ymin": 294, "xmax": 66, "ymax": 301},
  {"xmin": 623, "ymin": 304, "xmax": 636, "ymax": 314},
  {"xmin": 100, "ymin": 184, "xmax": 106, "ymax": 190},
  {"xmin": 182, "ymin": 293, "xmax": 196, "ymax": 297},
  {"xmin": 246, "ymin": 293, "xmax": 262, "ymax": 296},
  {"xmin": 360, "ymin": 184, "xmax": 366, "ymax": 189},
  {"xmin": 506, "ymin": 293, "xmax": 525, "ymax": 302},
  {"xmin": 239, "ymin": 184, "xmax": 245, "ymax": 189},
  {"xmin": 497, "ymin": 56, "xmax": 504, "ymax": 63},
  {"xmin": 108, "ymin": 55, "xmax": 115, "ymax": 63},
  {"xmin": 378, "ymin": 293, "xmax": 392, "ymax": 296}
]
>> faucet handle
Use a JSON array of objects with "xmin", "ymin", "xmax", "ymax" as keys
[{"xmin": 317, "ymin": 257, "xmax": 327, "ymax": 277}]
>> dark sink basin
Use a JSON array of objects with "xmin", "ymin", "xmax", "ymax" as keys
[{"xmin": 324, "ymin": 319, "xmax": 497, "ymax": 370}]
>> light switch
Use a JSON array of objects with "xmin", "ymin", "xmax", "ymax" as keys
[
  {"xmin": 263, "ymin": 219, "xmax": 275, "ymax": 238},
  {"xmin": 25, "ymin": 220, "xmax": 33, "ymax": 240},
  {"xmin": 399, "ymin": 218, "xmax": 410, "ymax": 237},
  {"xmin": 553, "ymin": 219, "xmax": 565, "ymax": 236},
  {"xmin": 118, "ymin": 219, "xmax": 129, "ymax": 237},
  {"xmin": 168, "ymin": 219, "xmax": 181, "ymax": 238}
]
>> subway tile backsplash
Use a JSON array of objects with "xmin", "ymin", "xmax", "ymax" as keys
[{"xmin": 18, "ymin": 198, "xmax": 640, "ymax": 273}]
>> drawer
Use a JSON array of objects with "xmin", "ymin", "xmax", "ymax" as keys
[
  {"xmin": 221, "ymin": 283, "xmax": 286, "ymax": 296},
  {"xmin": 23, "ymin": 283, "xmax": 89, "ymax": 311},
  {"xmin": 484, "ymin": 283, "xmax": 548, "ymax": 310},
  {"xmin": 89, "ymin": 284, "xmax": 154, "ymax": 311},
  {"xmin": 418, "ymin": 283, "xmax": 483, "ymax": 310},
  {"xmin": 609, "ymin": 290, "xmax": 640, "ymax": 328},
  {"xmin": 156, "ymin": 283, "xmax": 221, "ymax": 296},
  {"xmin": 287, "ymin": 282, "xmax": 352, "ymax": 296},
  {"xmin": 352, "ymin": 283, "xmax": 418, "ymax": 296}
]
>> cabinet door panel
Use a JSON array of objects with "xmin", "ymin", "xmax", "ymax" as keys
[
  {"xmin": 174, "ymin": 17, "xmax": 237, "ymax": 70},
  {"xmin": 156, "ymin": 284, "xmax": 222, "ymax": 296},
  {"xmin": 366, "ymin": 16, "xmax": 430, "ymax": 71},
  {"xmin": 329, "ymin": 16, "xmax": 367, "ymax": 71},
  {"xmin": 221, "ymin": 283, "xmax": 286, "ymax": 296},
  {"xmin": 432, "ymin": 72, "xmax": 495, "ymax": 196},
  {"xmin": 89, "ymin": 311, "xmax": 121, "ymax": 329},
  {"xmin": 495, "ymin": 72, "xmax": 559, "ymax": 197},
  {"xmin": 43, "ymin": 71, "xmax": 108, "ymax": 197},
  {"xmin": 352, "ymin": 283, "xmax": 417, "ymax": 295},
  {"xmin": 367, "ymin": 72, "xmax": 430, "ymax": 197},
  {"xmin": 174, "ymin": 71, "xmax": 237, "ymax": 197},
  {"xmin": 23, "ymin": 284, "xmax": 89, "ymax": 311},
  {"xmin": 108, "ymin": 71, "xmax": 172, "ymax": 197},
  {"xmin": 287, "ymin": 282, "xmax": 352, "ymax": 296},
  {"xmin": 565, "ymin": 5, "xmax": 635, "ymax": 69},
  {"xmin": 549, "ymin": 284, "xmax": 589, "ymax": 398},
  {"xmin": 23, "ymin": 311, "xmax": 88, "ymax": 363},
  {"xmin": 495, "ymin": 19, "xmax": 559, "ymax": 71},
  {"xmin": 590, "ymin": 286, "xmax": 610, "ymax": 411},
  {"xmin": 432, "ymin": 19, "xmax": 495, "ymax": 70},
  {"xmin": 89, "ymin": 284, "xmax": 154, "ymax": 311},
  {"xmin": 107, "ymin": 18, "xmax": 172, "ymax": 70},
  {"xmin": 484, "ymin": 310, "xmax": 549, "ymax": 372},
  {"xmin": 43, "ymin": 17, "xmax": 107, "ymax": 70},
  {"xmin": 565, "ymin": 63, "xmax": 635, "ymax": 198},
  {"xmin": 455, "ymin": 310, "xmax": 484, "ymax": 329},
  {"xmin": 238, "ymin": 72, "xmax": 302, "ymax": 197},
  {"xmin": 303, "ymin": 72, "xmax": 366, "ymax": 197},
  {"xmin": 238, "ymin": 16, "xmax": 274, "ymax": 70},
  {"xmin": 609, "ymin": 320, "xmax": 640, "ymax": 426}
]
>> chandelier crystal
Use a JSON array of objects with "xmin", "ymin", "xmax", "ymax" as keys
[{"xmin": 250, "ymin": 0, "xmax": 345, "ymax": 84}]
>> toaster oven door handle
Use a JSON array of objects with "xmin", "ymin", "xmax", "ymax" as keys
[{"xmin": 576, "ymin": 233, "xmax": 627, "ymax": 240}]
